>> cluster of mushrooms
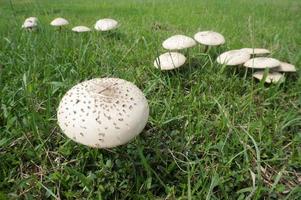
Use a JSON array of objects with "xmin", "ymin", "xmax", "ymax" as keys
[
  {"xmin": 154, "ymin": 31, "xmax": 296, "ymax": 84},
  {"xmin": 22, "ymin": 17, "xmax": 119, "ymax": 32},
  {"xmin": 21, "ymin": 16, "xmax": 297, "ymax": 148},
  {"xmin": 154, "ymin": 31, "xmax": 225, "ymax": 70},
  {"xmin": 217, "ymin": 49, "xmax": 296, "ymax": 83}
]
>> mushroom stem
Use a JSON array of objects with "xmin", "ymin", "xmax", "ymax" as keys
[
  {"xmin": 186, "ymin": 49, "xmax": 192, "ymax": 72},
  {"xmin": 204, "ymin": 45, "xmax": 209, "ymax": 53},
  {"xmin": 242, "ymin": 64, "xmax": 249, "ymax": 81}
]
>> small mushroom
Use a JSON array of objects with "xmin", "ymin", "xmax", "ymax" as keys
[
  {"xmin": 72, "ymin": 26, "xmax": 91, "ymax": 33},
  {"xmin": 22, "ymin": 17, "xmax": 38, "ymax": 30},
  {"xmin": 194, "ymin": 31, "xmax": 225, "ymax": 52},
  {"xmin": 252, "ymin": 71, "xmax": 284, "ymax": 84},
  {"xmin": 57, "ymin": 78, "xmax": 149, "ymax": 148},
  {"xmin": 244, "ymin": 57, "xmax": 280, "ymax": 69},
  {"xmin": 94, "ymin": 18, "xmax": 119, "ymax": 31},
  {"xmin": 50, "ymin": 17, "xmax": 69, "ymax": 30},
  {"xmin": 162, "ymin": 35, "xmax": 196, "ymax": 51},
  {"xmin": 216, "ymin": 50, "xmax": 250, "ymax": 66},
  {"xmin": 154, "ymin": 52, "xmax": 186, "ymax": 70},
  {"xmin": 240, "ymin": 48, "xmax": 270, "ymax": 56},
  {"xmin": 272, "ymin": 62, "xmax": 296, "ymax": 72}
]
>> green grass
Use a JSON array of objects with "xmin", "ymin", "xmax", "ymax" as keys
[{"xmin": 1, "ymin": 0, "xmax": 301, "ymax": 199}]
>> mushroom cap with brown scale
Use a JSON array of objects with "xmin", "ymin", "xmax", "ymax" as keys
[{"xmin": 57, "ymin": 78, "xmax": 149, "ymax": 148}]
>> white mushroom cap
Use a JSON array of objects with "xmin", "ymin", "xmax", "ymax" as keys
[
  {"xmin": 162, "ymin": 35, "xmax": 197, "ymax": 50},
  {"xmin": 72, "ymin": 26, "xmax": 91, "ymax": 33},
  {"xmin": 216, "ymin": 50, "xmax": 250, "ymax": 66},
  {"xmin": 154, "ymin": 52, "xmax": 186, "ymax": 70},
  {"xmin": 272, "ymin": 62, "xmax": 296, "ymax": 72},
  {"xmin": 194, "ymin": 31, "xmax": 225, "ymax": 46},
  {"xmin": 22, "ymin": 17, "xmax": 38, "ymax": 28},
  {"xmin": 244, "ymin": 57, "xmax": 280, "ymax": 69},
  {"xmin": 50, "ymin": 18, "xmax": 69, "ymax": 26},
  {"xmin": 57, "ymin": 78, "xmax": 149, "ymax": 148},
  {"xmin": 94, "ymin": 18, "xmax": 119, "ymax": 31},
  {"xmin": 253, "ymin": 71, "xmax": 284, "ymax": 84},
  {"xmin": 27, "ymin": 17, "xmax": 38, "ymax": 22},
  {"xmin": 240, "ymin": 48, "xmax": 270, "ymax": 56}
]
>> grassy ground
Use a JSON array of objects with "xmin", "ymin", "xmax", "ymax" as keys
[{"xmin": 0, "ymin": 0, "xmax": 301, "ymax": 199}]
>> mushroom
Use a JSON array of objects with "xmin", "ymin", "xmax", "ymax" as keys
[
  {"xmin": 194, "ymin": 31, "xmax": 225, "ymax": 52},
  {"xmin": 57, "ymin": 78, "xmax": 149, "ymax": 148},
  {"xmin": 50, "ymin": 17, "xmax": 69, "ymax": 30},
  {"xmin": 240, "ymin": 48, "xmax": 270, "ymax": 56},
  {"xmin": 94, "ymin": 18, "xmax": 119, "ymax": 31},
  {"xmin": 244, "ymin": 57, "xmax": 280, "ymax": 69},
  {"xmin": 252, "ymin": 71, "xmax": 284, "ymax": 84},
  {"xmin": 154, "ymin": 52, "xmax": 186, "ymax": 70},
  {"xmin": 162, "ymin": 35, "xmax": 196, "ymax": 51},
  {"xmin": 72, "ymin": 26, "xmax": 91, "ymax": 33},
  {"xmin": 216, "ymin": 50, "xmax": 250, "ymax": 66},
  {"xmin": 272, "ymin": 62, "xmax": 296, "ymax": 72},
  {"xmin": 22, "ymin": 17, "xmax": 38, "ymax": 30}
]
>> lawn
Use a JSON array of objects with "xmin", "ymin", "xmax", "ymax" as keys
[{"xmin": 0, "ymin": 0, "xmax": 301, "ymax": 199}]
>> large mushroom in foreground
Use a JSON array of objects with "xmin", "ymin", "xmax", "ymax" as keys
[{"xmin": 57, "ymin": 78, "xmax": 149, "ymax": 148}]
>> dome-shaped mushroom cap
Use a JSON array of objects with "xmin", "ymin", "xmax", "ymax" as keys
[
  {"xmin": 253, "ymin": 71, "xmax": 284, "ymax": 84},
  {"xmin": 72, "ymin": 26, "xmax": 91, "ymax": 33},
  {"xmin": 162, "ymin": 35, "xmax": 197, "ymax": 50},
  {"xmin": 216, "ymin": 50, "xmax": 250, "ymax": 66},
  {"xmin": 94, "ymin": 18, "xmax": 119, "ymax": 31},
  {"xmin": 50, "ymin": 18, "xmax": 69, "ymax": 26},
  {"xmin": 240, "ymin": 48, "xmax": 270, "ymax": 56},
  {"xmin": 27, "ymin": 17, "xmax": 38, "ymax": 22},
  {"xmin": 22, "ymin": 17, "xmax": 38, "ymax": 28},
  {"xmin": 244, "ymin": 57, "xmax": 280, "ymax": 69},
  {"xmin": 57, "ymin": 78, "xmax": 149, "ymax": 148},
  {"xmin": 273, "ymin": 62, "xmax": 296, "ymax": 72},
  {"xmin": 154, "ymin": 52, "xmax": 186, "ymax": 70},
  {"xmin": 194, "ymin": 31, "xmax": 225, "ymax": 46}
]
